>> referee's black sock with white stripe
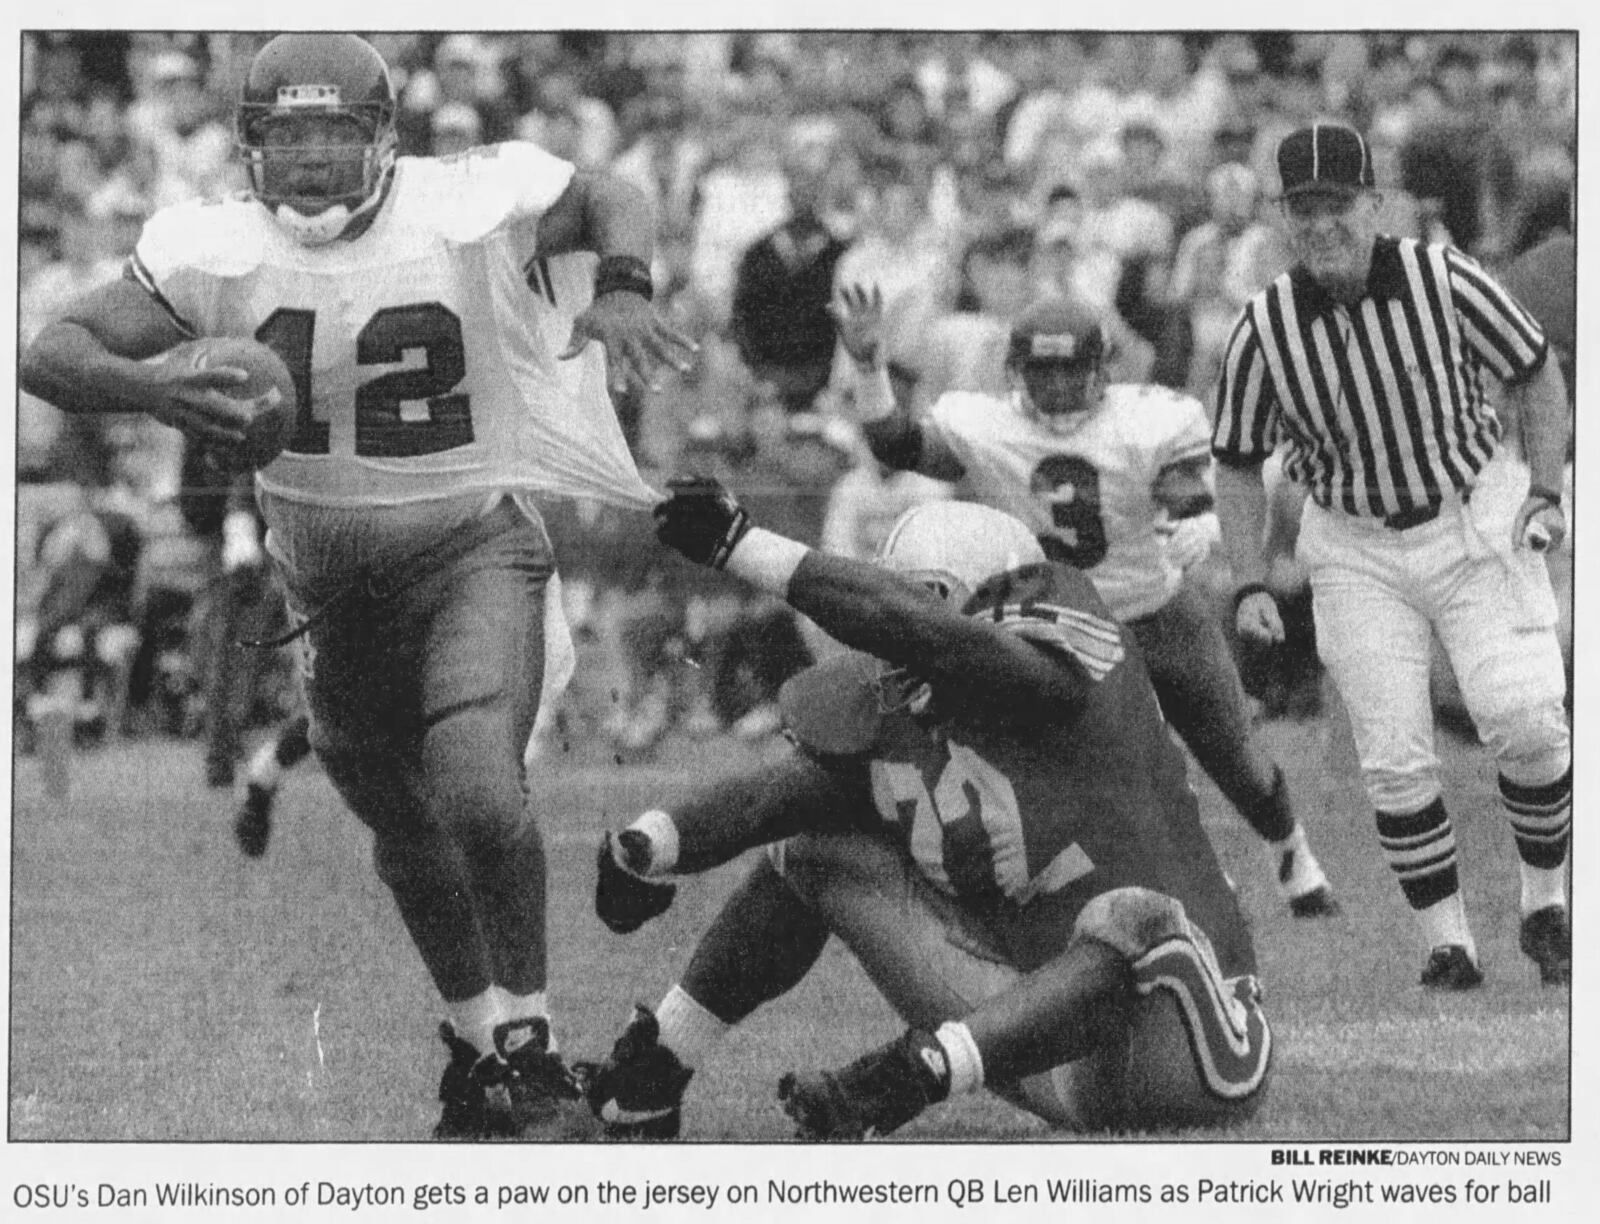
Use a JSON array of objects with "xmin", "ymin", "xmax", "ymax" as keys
[
  {"xmin": 1375, "ymin": 798, "xmax": 1475, "ymax": 959},
  {"xmin": 1499, "ymin": 767, "xmax": 1571, "ymax": 914}
]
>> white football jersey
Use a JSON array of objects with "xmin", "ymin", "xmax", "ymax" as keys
[
  {"xmin": 131, "ymin": 141, "xmax": 654, "ymax": 513},
  {"xmin": 926, "ymin": 384, "xmax": 1213, "ymax": 620}
]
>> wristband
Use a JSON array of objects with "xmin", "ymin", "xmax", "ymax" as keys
[
  {"xmin": 1232, "ymin": 582, "xmax": 1276, "ymax": 613},
  {"xmin": 1527, "ymin": 484, "xmax": 1563, "ymax": 509},
  {"xmin": 723, "ymin": 527, "xmax": 810, "ymax": 596},
  {"xmin": 595, "ymin": 254, "xmax": 654, "ymax": 301}
]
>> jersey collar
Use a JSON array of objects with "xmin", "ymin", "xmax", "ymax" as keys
[{"xmin": 1288, "ymin": 234, "xmax": 1407, "ymax": 315}]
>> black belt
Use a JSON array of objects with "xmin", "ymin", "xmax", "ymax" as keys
[{"xmin": 239, "ymin": 498, "xmax": 525, "ymax": 649}]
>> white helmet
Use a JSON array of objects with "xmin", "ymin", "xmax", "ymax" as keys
[{"xmin": 878, "ymin": 501, "xmax": 1045, "ymax": 611}]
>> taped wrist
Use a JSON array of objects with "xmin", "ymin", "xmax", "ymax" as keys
[{"xmin": 723, "ymin": 527, "xmax": 809, "ymax": 595}]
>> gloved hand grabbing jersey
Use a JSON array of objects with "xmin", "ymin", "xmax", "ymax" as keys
[{"xmin": 653, "ymin": 476, "xmax": 753, "ymax": 568}]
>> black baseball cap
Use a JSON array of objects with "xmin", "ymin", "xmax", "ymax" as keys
[{"xmin": 1277, "ymin": 123, "xmax": 1376, "ymax": 198}]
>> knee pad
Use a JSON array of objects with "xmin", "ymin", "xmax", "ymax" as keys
[
  {"xmin": 437, "ymin": 775, "xmax": 533, "ymax": 852},
  {"xmin": 1476, "ymin": 703, "xmax": 1571, "ymax": 788},
  {"xmin": 1361, "ymin": 764, "xmax": 1441, "ymax": 817}
]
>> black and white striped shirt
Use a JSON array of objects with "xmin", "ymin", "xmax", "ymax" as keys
[{"xmin": 1212, "ymin": 236, "xmax": 1547, "ymax": 519}]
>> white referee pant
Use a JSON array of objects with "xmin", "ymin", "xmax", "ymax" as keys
[{"xmin": 1295, "ymin": 452, "xmax": 1569, "ymax": 815}]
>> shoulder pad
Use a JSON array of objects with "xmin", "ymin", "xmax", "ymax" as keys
[
  {"xmin": 410, "ymin": 142, "xmax": 576, "ymax": 240},
  {"xmin": 972, "ymin": 565, "xmax": 1126, "ymax": 682},
  {"xmin": 778, "ymin": 651, "xmax": 885, "ymax": 757},
  {"xmin": 136, "ymin": 196, "xmax": 268, "ymax": 280}
]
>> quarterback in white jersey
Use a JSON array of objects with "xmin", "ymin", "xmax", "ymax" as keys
[
  {"xmin": 21, "ymin": 34, "xmax": 695, "ymax": 1142},
  {"xmin": 835, "ymin": 288, "xmax": 1338, "ymax": 921}
]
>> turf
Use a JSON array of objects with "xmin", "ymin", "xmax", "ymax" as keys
[{"xmin": 7, "ymin": 697, "xmax": 1568, "ymax": 1143}]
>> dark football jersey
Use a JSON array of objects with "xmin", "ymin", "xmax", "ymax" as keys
[{"xmin": 784, "ymin": 561, "xmax": 1255, "ymax": 977}]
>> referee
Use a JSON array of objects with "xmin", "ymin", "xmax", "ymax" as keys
[{"xmin": 1211, "ymin": 123, "xmax": 1572, "ymax": 991}]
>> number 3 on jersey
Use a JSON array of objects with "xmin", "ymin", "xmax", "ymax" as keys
[
  {"xmin": 255, "ymin": 304, "xmax": 472, "ymax": 457},
  {"xmin": 1029, "ymin": 454, "xmax": 1108, "ymax": 569}
]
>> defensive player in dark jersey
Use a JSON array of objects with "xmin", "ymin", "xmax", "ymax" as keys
[{"xmin": 581, "ymin": 486, "xmax": 1270, "ymax": 1139}]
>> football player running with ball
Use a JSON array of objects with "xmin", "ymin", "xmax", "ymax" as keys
[
  {"xmin": 21, "ymin": 33, "xmax": 694, "ymax": 1141},
  {"xmin": 583, "ymin": 487, "xmax": 1271, "ymax": 1140},
  {"xmin": 831, "ymin": 287, "xmax": 1337, "ymax": 918}
]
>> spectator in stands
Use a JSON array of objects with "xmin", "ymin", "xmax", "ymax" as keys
[
  {"xmin": 123, "ymin": 49, "xmax": 235, "ymax": 202},
  {"xmin": 729, "ymin": 117, "xmax": 853, "ymax": 414}
]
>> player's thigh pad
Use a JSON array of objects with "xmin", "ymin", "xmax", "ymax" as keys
[
  {"xmin": 1020, "ymin": 887, "xmax": 1270, "ymax": 1131},
  {"xmin": 415, "ymin": 528, "xmax": 552, "ymax": 846},
  {"xmin": 769, "ymin": 832, "xmax": 1020, "ymax": 1032}
]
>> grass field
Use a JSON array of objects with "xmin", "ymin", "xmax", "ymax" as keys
[{"xmin": 7, "ymin": 693, "xmax": 1569, "ymax": 1144}]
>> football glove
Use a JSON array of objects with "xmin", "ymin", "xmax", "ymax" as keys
[
  {"xmin": 595, "ymin": 831, "xmax": 677, "ymax": 934},
  {"xmin": 653, "ymin": 476, "xmax": 752, "ymax": 568}
]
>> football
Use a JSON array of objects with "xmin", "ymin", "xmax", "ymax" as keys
[{"xmin": 167, "ymin": 337, "xmax": 298, "ymax": 470}]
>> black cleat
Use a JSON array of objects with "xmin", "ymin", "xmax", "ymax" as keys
[
  {"xmin": 434, "ymin": 1023, "xmax": 504, "ymax": 1140},
  {"xmin": 576, "ymin": 1006, "xmax": 694, "ymax": 1140},
  {"xmin": 1519, "ymin": 906, "xmax": 1571, "ymax": 986},
  {"xmin": 494, "ymin": 1018, "xmax": 603, "ymax": 1141},
  {"xmin": 1419, "ymin": 945, "xmax": 1484, "ymax": 991},
  {"xmin": 778, "ymin": 1030, "xmax": 949, "ymax": 1140},
  {"xmin": 595, "ymin": 831, "xmax": 677, "ymax": 934},
  {"xmin": 1288, "ymin": 885, "xmax": 1341, "ymax": 918},
  {"xmin": 233, "ymin": 782, "xmax": 275, "ymax": 859}
]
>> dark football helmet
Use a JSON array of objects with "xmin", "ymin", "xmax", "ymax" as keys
[
  {"xmin": 1006, "ymin": 297, "xmax": 1107, "ymax": 434},
  {"xmin": 236, "ymin": 34, "xmax": 397, "ymax": 245}
]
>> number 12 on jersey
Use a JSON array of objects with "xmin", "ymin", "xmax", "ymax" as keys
[{"xmin": 255, "ymin": 302, "xmax": 473, "ymax": 458}]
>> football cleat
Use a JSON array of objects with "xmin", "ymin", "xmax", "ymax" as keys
[
  {"xmin": 778, "ymin": 1030, "xmax": 949, "ymax": 1140},
  {"xmin": 576, "ymin": 1006, "xmax": 694, "ymax": 1140},
  {"xmin": 1419, "ymin": 945, "xmax": 1484, "ymax": 992},
  {"xmin": 233, "ymin": 782, "xmax": 275, "ymax": 859},
  {"xmin": 595, "ymin": 831, "xmax": 677, "ymax": 934},
  {"xmin": 493, "ymin": 1018, "xmax": 604, "ymax": 1142},
  {"xmin": 1519, "ymin": 906, "xmax": 1571, "ymax": 987},
  {"xmin": 434, "ymin": 1023, "xmax": 506, "ymax": 1141}
]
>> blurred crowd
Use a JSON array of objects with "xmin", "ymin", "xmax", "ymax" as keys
[{"xmin": 16, "ymin": 30, "xmax": 1578, "ymax": 767}]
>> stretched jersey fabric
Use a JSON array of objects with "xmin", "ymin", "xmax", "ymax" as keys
[
  {"xmin": 782, "ymin": 562, "xmax": 1254, "ymax": 977},
  {"xmin": 130, "ymin": 141, "xmax": 654, "ymax": 513},
  {"xmin": 925, "ymin": 385, "xmax": 1212, "ymax": 620}
]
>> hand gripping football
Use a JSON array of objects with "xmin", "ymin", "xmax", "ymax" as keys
[{"xmin": 171, "ymin": 337, "xmax": 298, "ymax": 470}]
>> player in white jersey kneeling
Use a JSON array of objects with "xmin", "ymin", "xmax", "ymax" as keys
[
  {"xmin": 832, "ymin": 287, "xmax": 1337, "ymax": 919},
  {"xmin": 20, "ymin": 33, "xmax": 695, "ymax": 1140}
]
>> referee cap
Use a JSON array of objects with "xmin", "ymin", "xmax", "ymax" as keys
[
  {"xmin": 1277, "ymin": 123, "xmax": 1375, "ymax": 198},
  {"xmin": 1007, "ymin": 298, "xmax": 1105, "ymax": 367}
]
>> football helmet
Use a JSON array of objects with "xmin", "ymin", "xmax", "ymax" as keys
[
  {"xmin": 879, "ymin": 501, "xmax": 1045, "ymax": 610},
  {"xmin": 873, "ymin": 502, "xmax": 1046, "ymax": 714},
  {"xmin": 236, "ymin": 34, "xmax": 397, "ymax": 246},
  {"xmin": 1006, "ymin": 297, "xmax": 1107, "ymax": 434}
]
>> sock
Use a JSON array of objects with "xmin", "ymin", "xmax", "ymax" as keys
[
  {"xmin": 654, "ymin": 985, "xmax": 728, "ymax": 1071},
  {"xmin": 445, "ymin": 989, "xmax": 505, "ymax": 1059},
  {"xmin": 1241, "ymin": 765, "xmax": 1297, "ymax": 844},
  {"xmin": 933, "ymin": 1021, "xmax": 983, "ymax": 1097},
  {"xmin": 1520, "ymin": 863, "xmax": 1568, "ymax": 915},
  {"xmin": 622, "ymin": 810, "xmax": 680, "ymax": 876},
  {"xmin": 1375, "ymin": 798, "xmax": 1460, "ymax": 911},
  {"xmin": 494, "ymin": 988, "xmax": 553, "ymax": 1050},
  {"xmin": 246, "ymin": 737, "xmax": 285, "ymax": 790},
  {"xmin": 1415, "ymin": 893, "xmax": 1476, "ymax": 961},
  {"xmin": 1499, "ymin": 768, "xmax": 1571, "ymax": 873},
  {"xmin": 1267, "ymin": 824, "xmax": 1328, "ymax": 897}
]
